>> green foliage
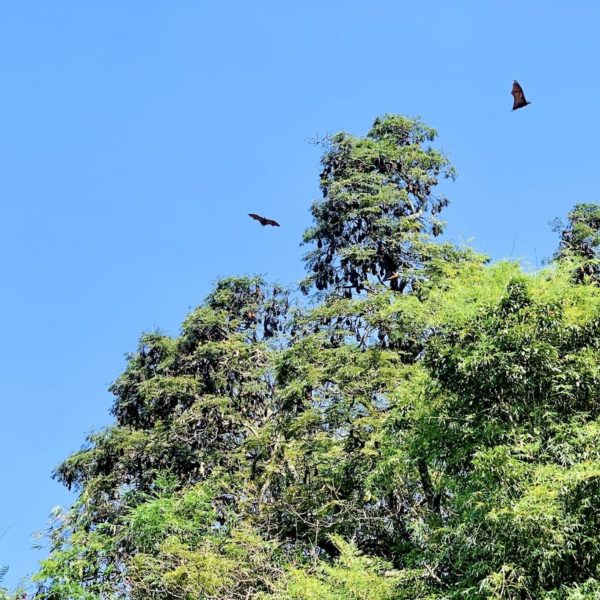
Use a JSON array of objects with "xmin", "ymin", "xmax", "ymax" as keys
[
  {"xmin": 263, "ymin": 537, "xmax": 421, "ymax": 600},
  {"xmin": 26, "ymin": 117, "xmax": 600, "ymax": 600},
  {"xmin": 303, "ymin": 114, "xmax": 456, "ymax": 296},
  {"xmin": 553, "ymin": 202, "xmax": 600, "ymax": 283}
]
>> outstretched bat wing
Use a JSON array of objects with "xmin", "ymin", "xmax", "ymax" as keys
[
  {"xmin": 511, "ymin": 80, "xmax": 529, "ymax": 110},
  {"xmin": 248, "ymin": 213, "xmax": 280, "ymax": 227},
  {"xmin": 248, "ymin": 213, "xmax": 267, "ymax": 225}
]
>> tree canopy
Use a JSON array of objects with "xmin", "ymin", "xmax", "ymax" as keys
[
  {"xmin": 302, "ymin": 115, "xmax": 455, "ymax": 296},
  {"xmin": 24, "ymin": 115, "xmax": 600, "ymax": 600},
  {"xmin": 553, "ymin": 203, "xmax": 600, "ymax": 283}
]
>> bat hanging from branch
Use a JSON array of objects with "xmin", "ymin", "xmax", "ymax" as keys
[
  {"xmin": 384, "ymin": 272, "xmax": 401, "ymax": 281},
  {"xmin": 248, "ymin": 213, "xmax": 281, "ymax": 227},
  {"xmin": 511, "ymin": 80, "xmax": 531, "ymax": 111}
]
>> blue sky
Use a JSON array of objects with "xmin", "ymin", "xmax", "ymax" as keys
[{"xmin": 1, "ymin": 0, "xmax": 599, "ymax": 589}]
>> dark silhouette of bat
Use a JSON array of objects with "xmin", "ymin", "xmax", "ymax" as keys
[
  {"xmin": 248, "ymin": 213, "xmax": 280, "ymax": 227},
  {"xmin": 511, "ymin": 80, "xmax": 531, "ymax": 111}
]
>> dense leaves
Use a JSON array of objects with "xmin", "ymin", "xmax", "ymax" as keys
[
  {"xmin": 23, "ymin": 116, "xmax": 600, "ymax": 599},
  {"xmin": 303, "ymin": 115, "xmax": 455, "ymax": 296},
  {"xmin": 553, "ymin": 203, "xmax": 600, "ymax": 283}
]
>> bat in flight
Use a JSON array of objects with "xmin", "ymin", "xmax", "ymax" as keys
[
  {"xmin": 511, "ymin": 80, "xmax": 531, "ymax": 111},
  {"xmin": 248, "ymin": 213, "xmax": 280, "ymax": 227}
]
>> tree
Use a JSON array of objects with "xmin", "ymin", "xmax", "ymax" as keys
[
  {"xmin": 33, "ymin": 254, "xmax": 600, "ymax": 600},
  {"xmin": 26, "ymin": 112, "xmax": 600, "ymax": 600},
  {"xmin": 33, "ymin": 276, "xmax": 289, "ymax": 599},
  {"xmin": 302, "ymin": 114, "xmax": 455, "ymax": 296},
  {"xmin": 553, "ymin": 202, "xmax": 600, "ymax": 283}
]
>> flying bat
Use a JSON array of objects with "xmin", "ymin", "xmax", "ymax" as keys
[
  {"xmin": 511, "ymin": 80, "xmax": 531, "ymax": 111},
  {"xmin": 248, "ymin": 213, "xmax": 280, "ymax": 227}
]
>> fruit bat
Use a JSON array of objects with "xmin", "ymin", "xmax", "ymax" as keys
[
  {"xmin": 248, "ymin": 213, "xmax": 280, "ymax": 227},
  {"xmin": 511, "ymin": 80, "xmax": 531, "ymax": 111},
  {"xmin": 384, "ymin": 272, "xmax": 401, "ymax": 281}
]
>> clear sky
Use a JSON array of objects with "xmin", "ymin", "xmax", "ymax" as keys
[{"xmin": 1, "ymin": 0, "xmax": 599, "ymax": 589}]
